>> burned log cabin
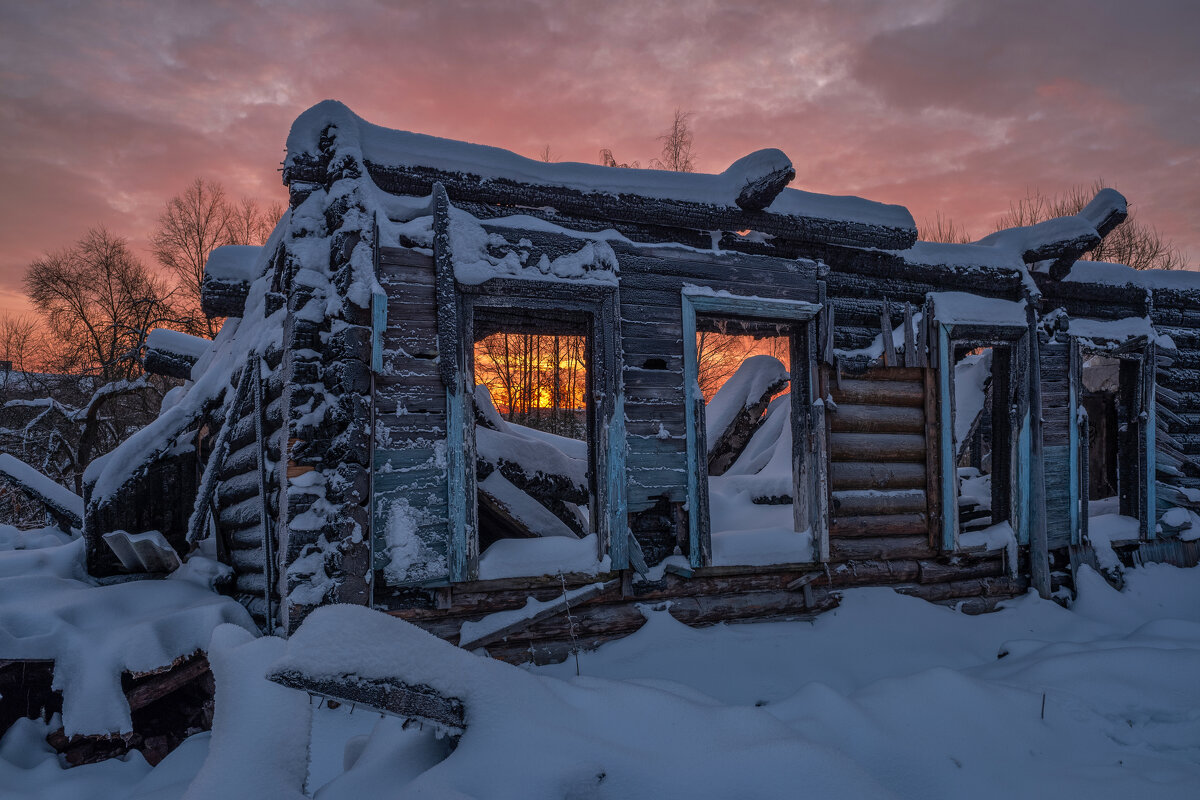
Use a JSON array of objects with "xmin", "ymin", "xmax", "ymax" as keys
[{"xmin": 83, "ymin": 101, "xmax": 1200, "ymax": 662}]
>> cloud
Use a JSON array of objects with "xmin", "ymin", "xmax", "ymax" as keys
[{"xmin": 0, "ymin": 0, "xmax": 1195, "ymax": 312}]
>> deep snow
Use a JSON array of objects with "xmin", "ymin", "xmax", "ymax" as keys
[{"xmin": 3, "ymin": 522, "xmax": 1200, "ymax": 798}]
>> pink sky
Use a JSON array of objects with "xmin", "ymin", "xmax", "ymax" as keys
[{"xmin": 1, "ymin": 0, "xmax": 1196, "ymax": 317}]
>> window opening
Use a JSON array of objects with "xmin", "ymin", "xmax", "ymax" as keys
[{"xmin": 470, "ymin": 308, "xmax": 599, "ymax": 577}]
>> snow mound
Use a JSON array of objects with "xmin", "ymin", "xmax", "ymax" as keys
[
  {"xmin": 204, "ymin": 245, "xmax": 262, "ymax": 282},
  {"xmin": 273, "ymin": 604, "xmax": 892, "ymax": 799},
  {"xmin": 0, "ymin": 540, "xmax": 256, "ymax": 735},
  {"xmin": 704, "ymin": 354, "xmax": 788, "ymax": 449},
  {"xmin": 182, "ymin": 626, "xmax": 310, "ymax": 800}
]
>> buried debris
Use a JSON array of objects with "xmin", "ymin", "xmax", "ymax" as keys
[{"xmin": 267, "ymin": 670, "xmax": 465, "ymax": 734}]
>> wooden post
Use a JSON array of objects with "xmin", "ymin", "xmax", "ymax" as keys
[
  {"xmin": 903, "ymin": 303, "xmax": 917, "ymax": 368},
  {"xmin": 252, "ymin": 357, "xmax": 275, "ymax": 634},
  {"xmin": 1143, "ymin": 340, "xmax": 1158, "ymax": 539},
  {"xmin": 433, "ymin": 184, "xmax": 471, "ymax": 582},
  {"xmin": 881, "ymin": 299, "xmax": 897, "ymax": 367},
  {"xmin": 1067, "ymin": 338, "xmax": 1082, "ymax": 546},
  {"xmin": 923, "ymin": 366, "xmax": 942, "ymax": 549},
  {"xmin": 936, "ymin": 323, "xmax": 958, "ymax": 551},
  {"xmin": 681, "ymin": 294, "xmax": 709, "ymax": 568},
  {"xmin": 1027, "ymin": 312, "xmax": 1051, "ymax": 599}
]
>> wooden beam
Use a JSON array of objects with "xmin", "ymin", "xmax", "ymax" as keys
[
  {"xmin": 458, "ymin": 580, "xmax": 616, "ymax": 651},
  {"xmin": 365, "ymin": 161, "xmax": 916, "ymax": 251},
  {"xmin": 268, "ymin": 669, "xmax": 465, "ymax": 732}
]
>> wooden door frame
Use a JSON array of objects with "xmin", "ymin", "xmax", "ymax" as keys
[
  {"xmin": 458, "ymin": 282, "xmax": 625, "ymax": 579},
  {"xmin": 681, "ymin": 288, "xmax": 824, "ymax": 568},
  {"xmin": 932, "ymin": 317, "xmax": 1031, "ymax": 552},
  {"xmin": 1069, "ymin": 333, "xmax": 1157, "ymax": 543}
]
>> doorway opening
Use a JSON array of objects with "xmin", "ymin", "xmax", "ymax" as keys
[{"xmin": 694, "ymin": 315, "xmax": 811, "ymax": 566}]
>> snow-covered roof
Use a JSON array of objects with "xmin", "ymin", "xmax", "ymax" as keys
[
  {"xmin": 286, "ymin": 100, "xmax": 915, "ymax": 237},
  {"xmin": 0, "ymin": 452, "xmax": 83, "ymax": 525},
  {"xmin": 1067, "ymin": 316, "xmax": 1175, "ymax": 350},
  {"xmin": 204, "ymin": 245, "xmax": 262, "ymax": 283},
  {"xmin": 144, "ymin": 328, "xmax": 212, "ymax": 362},
  {"xmin": 930, "ymin": 291, "xmax": 1027, "ymax": 328},
  {"xmin": 1064, "ymin": 260, "xmax": 1200, "ymax": 292},
  {"xmin": 974, "ymin": 189, "xmax": 1127, "ymax": 264}
]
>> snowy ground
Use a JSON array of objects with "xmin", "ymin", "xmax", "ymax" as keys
[{"xmin": 3, "ymin": 529, "xmax": 1200, "ymax": 798}]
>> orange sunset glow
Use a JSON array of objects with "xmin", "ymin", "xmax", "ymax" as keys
[{"xmin": 1, "ymin": 0, "xmax": 1196, "ymax": 330}]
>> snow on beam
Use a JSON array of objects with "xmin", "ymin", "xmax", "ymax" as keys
[
  {"xmin": 143, "ymin": 328, "xmax": 212, "ymax": 380},
  {"xmin": 200, "ymin": 245, "xmax": 261, "ymax": 318},
  {"xmin": 267, "ymin": 669, "xmax": 465, "ymax": 733},
  {"xmin": 284, "ymin": 100, "xmax": 917, "ymax": 250},
  {"xmin": 267, "ymin": 605, "xmax": 477, "ymax": 732},
  {"xmin": 974, "ymin": 188, "xmax": 1128, "ymax": 278},
  {"xmin": 457, "ymin": 580, "xmax": 616, "ymax": 652},
  {"xmin": 0, "ymin": 453, "xmax": 82, "ymax": 529}
]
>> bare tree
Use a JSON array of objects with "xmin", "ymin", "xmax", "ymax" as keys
[
  {"xmin": 226, "ymin": 196, "xmax": 284, "ymax": 247},
  {"xmin": 153, "ymin": 180, "xmax": 283, "ymax": 338},
  {"xmin": 152, "ymin": 178, "xmax": 230, "ymax": 337},
  {"xmin": 537, "ymin": 144, "xmax": 557, "ymax": 163},
  {"xmin": 0, "ymin": 313, "xmax": 45, "ymax": 376},
  {"xmin": 19, "ymin": 230, "xmax": 172, "ymax": 490},
  {"xmin": 599, "ymin": 148, "xmax": 640, "ymax": 169},
  {"xmin": 995, "ymin": 180, "xmax": 1185, "ymax": 271},
  {"xmin": 920, "ymin": 211, "xmax": 973, "ymax": 244},
  {"xmin": 25, "ymin": 227, "xmax": 174, "ymax": 383},
  {"xmin": 650, "ymin": 109, "xmax": 696, "ymax": 173}
]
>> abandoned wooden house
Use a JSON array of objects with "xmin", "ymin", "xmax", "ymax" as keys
[{"xmin": 82, "ymin": 100, "xmax": 1200, "ymax": 663}]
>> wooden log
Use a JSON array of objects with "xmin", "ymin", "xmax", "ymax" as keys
[
  {"xmin": 830, "ymin": 512, "xmax": 928, "ymax": 538},
  {"xmin": 831, "ymin": 488, "xmax": 926, "ymax": 516},
  {"xmin": 830, "ymin": 535, "xmax": 933, "ymax": 561},
  {"xmin": 828, "ymin": 403, "xmax": 925, "ymax": 434},
  {"xmin": 826, "ymin": 558, "xmax": 921, "ymax": 585},
  {"xmin": 200, "ymin": 276, "xmax": 250, "ymax": 318},
  {"xmin": 850, "ymin": 366, "xmax": 928, "ymax": 382},
  {"xmin": 917, "ymin": 558, "xmax": 1004, "ymax": 584},
  {"xmin": 458, "ymin": 581, "xmax": 616, "ymax": 651},
  {"xmin": 830, "ymin": 432, "xmax": 926, "ymax": 462},
  {"xmin": 829, "ymin": 379, "xmax": 925, "ymax": 407},
  {"xmin": 268, "ymin": 669, "xmax": 465, "ymax": 732},
  {"xmin": 894, "ymin": 576, "xmax": 1028, "ymax": 603},
  {"xmin": 707, "ymin": 367, "xmax": 789, "ymax": 476},
  {"xmin": 142, "ymin": 346, "xmax": 197, "ymax": 380},
  {"xmin": 364, "ymin": 159, "xmax": 916, "ymax": 251},
  {"xmin": 125, "ymin": 654, "xmax": 211, "ymax": 711},
  {"xmin": 831, "ymin": 461, "xmax": 926, "ymax": 490}
]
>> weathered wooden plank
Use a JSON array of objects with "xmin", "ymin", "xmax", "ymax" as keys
[
  {"xmin": 831, "ymin": 488, "xmax": 926, "ymax": 516},
  {"xmin": 831, "ymin": 461, "xmax": 926, "ymax": 491},
  {"xmin": 458, "ymin": 579, "xmax": 618, "ymax": 651},
  {"xmin": 830, "ymin": 535, "xmax": 933, "ymax": 561},
  {"xmin": 378, "ymin": 246, "xmax": 435, "ymax": 268},
  {"xmin": 829, "ymin": 379, "xmax": 925, "ymax": 407},
  {"xmin": 828, "ymin": 403, "xmax": 925, "ymax": 434},
  {"xmin": 830, "ymin": 512, "xmax": 928, "ymax": 538},
  {"xmin": 268, "ymin": 669, "xmax": 465, "ymax": 731},
  {"xmin": 830, "ymin": 432, "xmax": 926, "ymax": 462}
]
